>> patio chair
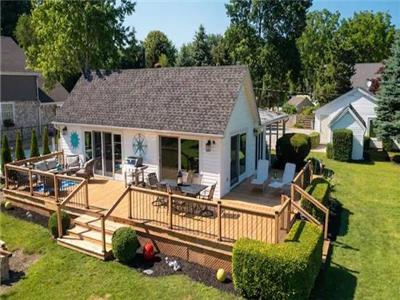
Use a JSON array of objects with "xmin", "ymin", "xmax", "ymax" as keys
[
  {"xmin": 167, "ymin": 185, "xmax": 187, "ymax": 213},
  {"xmin": 199, "ymin": 183, "xmax": 217, "ymax": 217},
  {"xmin": 268, "ymin": 162, "xmax": 296, "ymax": 191},
  {"xmin": 191, "ymin": 173, "xmax": 203, "ymax": 185},
  {"xmin": 152, "ymin": 183, "xmax": 168, "ymax": 212},
  {"xmin": 75, "ymin": 159, "xmax": 95, "ymax": 180},
  {"xmin": 147, "ymin": 172, "xmax": 159, "ymax": 189},
  {"xmin": 250, "ymin": 160, "xmax": 270, "ymax": 191},
  {"xmin": 65, "ymin": 155, "xmax": 81, "ymax": 173}
]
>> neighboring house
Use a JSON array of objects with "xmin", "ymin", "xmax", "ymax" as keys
[
  {"xmin": 315, "ymin": 88, "xmax": 379, "ymax": 156},
  {"xmin": 287, "ymin": 95, "xmax": 313, "ymax": 112},
  {"xmin": 351, "ymin": 62, "xmax": 384, "ymax": 91},
  {"xmin": 54, "ymin": 66, "xmax": 266, "ymax": 198},
  {"xmin": 0, "ymin": 36, "xmax": 68, "ymax": 141}
]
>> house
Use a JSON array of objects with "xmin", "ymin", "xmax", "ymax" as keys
[
  {"xmin": 315, "ymin": 88, "xmax": 378, "ymax": 155},
  {"xmin": 54, "ymin": 66, "xmax": 266, "ymax": 198},
  {"xmin": 351, "ymin": 62, "xmax": 384, "ymax": 91},
  {"xmin": 287, "ymin": 95, "xmax": 313, "ymax": 112},
  {"xmin": 0, "ymin": 36, "xmax": 68, "ymax": 142}
]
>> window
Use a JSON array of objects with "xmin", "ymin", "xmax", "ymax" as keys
[
  {"xmin": 1, "ymin": 102, "xmax": 15, "ymax": 124},
  {"xmin": 369, "ymin": 119, "xmax": 376, "ymax": 138},
  {"xmin": 239, "ymin": 133, "xmax": 246, "ymax": 175},
  {"xmin": 84, "ymin": 131, "xmax": 93, "ymax": 160},
  {"xmin": 180, "ymin": 139, "xmax": 199, "ymax": 173},
  {"xmin": 255, "ymin": 132, "xmax": 264, "ymax": 169},
  {"xmin": 113, "ymin": 134, "xmax": 122, "ymax": 174}
]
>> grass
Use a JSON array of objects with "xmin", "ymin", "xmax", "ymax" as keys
[
  {"xmin": 0, "ymin": 213, "xmax": 235, "ymax": 300},
  {"xmin": 311, "ymin": 151, "xmax": 400, "ymax": 299}
]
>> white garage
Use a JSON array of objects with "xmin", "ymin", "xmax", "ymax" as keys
[{"xmin": 329, "ymin": 105, "xmax": 366, "ymax": 160}]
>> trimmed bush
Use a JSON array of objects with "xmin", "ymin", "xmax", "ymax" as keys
[
  {"xmin": 332, "ymin": 129, "xmax": 353, "ymax": 161},
  {"xmin": 233, "ymin": 221, "xmax": 323, "ymax": 299},
  {"xmin": 282, "ymin": 103, "xmax": 297, "ymax": 115},
  {"xmin": 309, "ymin": 132, "xmax": 320, "ymax": 149},
  {"xmin": 30, "ymin": 129, "xmax": 40, "ymax": 158},
  {"xmin": 276, "ymin": 133, "xmax": 311, "ymax": 169},
  {"xmin": 48, "ymin": 210, "xmax": 71, "ymax": 238},
  {"xmin": 15, "ymin": 131, "xmax": 26, "ymax": 161},
  {"xmin": 363, "ymin": 136, "xmax": 371, "ymax": 151},
  {"xmin": 112, "ymin": 227, "xmax": 139, "ymax": 263},
  {"xmin": 42, "ymin": 127, "xmax": 51, "ymax": 155},
  {"xmin": 1, "ymin": 134, "xmax": 12, "ymax": 174},
  {"xmin": 382, "ymin": 138, "xmax": 394, "ymax": 152},
  {"xmin": 326, "ymin": 143, "xmax": 333, "ymax": 159},
  {"xmin": 301, "ymin": 178, "xmax": 330, "ymax": 222}
]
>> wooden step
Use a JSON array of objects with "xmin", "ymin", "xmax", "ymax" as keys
[
  {"xmin": 322, "ymin": 239, "xmax": 330, "ymax": 263},
  {"xmin": 57, "ymin": 235, "xmax": 112, "ymax": 260},
  {"xmin": 67, "ymin": 225, "xmax": 113, "ymax": 246},
  {"xmin": 74, "ymin": 214, "xmax": 125, "ymax": 234}
]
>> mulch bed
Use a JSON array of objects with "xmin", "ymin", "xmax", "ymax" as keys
[{"xmin": 0, "ymin": 203, "xmax": 236, "ymax": 295}]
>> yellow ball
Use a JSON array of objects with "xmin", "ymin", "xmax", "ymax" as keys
[
  {"xmin": 4, "ymin": 201, "xmax": 12, "ymax": 210},
  {"xmin": 216, "ymin": 268, "xmax": 226, "ymax": 282}
]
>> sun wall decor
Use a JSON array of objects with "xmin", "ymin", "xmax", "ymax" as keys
[{"xmin": 70, "ymin": 132, "xmax": 80, "ymax": 150}]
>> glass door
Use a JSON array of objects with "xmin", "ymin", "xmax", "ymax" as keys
[
  {"xmin": 103, "ymin": 132, "xmax": 113, "ymax": 177},
  {"xmin": 230, "ymin": 133, "xmax": 246, "ymax": 186},
  {"xmin": 160, "ymin": 137, "xmax": 179, "ymax": 180},
  {"xmin": 93, "ymin": 131, "xmax": 102, "ymax": 175}
]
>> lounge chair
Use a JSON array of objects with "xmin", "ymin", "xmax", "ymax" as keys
[
  {"xmin": 251, "ymin": 160, "xmax": 270, "ymax": 191},
  {"xmin": 65, "ymin": 155, "xmax": 81, "ymax": 173},
  {"xmin": 75, "ymin": 159, "xmax": 95, "ymax": 180},
  {"xmin": 268, "ymin": 163, "xmax": 296, "ymax": 190}
]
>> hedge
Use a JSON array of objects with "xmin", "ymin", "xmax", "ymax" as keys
[
  {"xmin": 332, "ymin": 129, "xmax": 353, "ymax": 161},
  {"xmin": 283, "ymin": 103, "xmax": 297, "ymax": 115},
  {"xmin": 309, "ymin": 132, "xmax": 320, "ymax": 149},
  {"xmin": 112, "ymin": 227, "xmax": 139, "ymax": 263},
  {"xmin": 233, "ymin": 221, "xmax": 323, "ymax": 300},
  {"xmin": 48, "ymin": 211, "xmax": 71, "ymax": 238},
  {"xmin": 276, "ymin": 133, "xmax": 311, "ymax": 169},
  {"xmin": 326, "ymin": 143, "xmax": 333, "ymax": 159},
  {"xmin": 301, "ymin": 178, "xmax": 330, "ymax": 223}
]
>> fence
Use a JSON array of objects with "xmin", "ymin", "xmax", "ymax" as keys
[{"xmin": 1, "ymin": 124, "xmax": 55, "ymax": 144}]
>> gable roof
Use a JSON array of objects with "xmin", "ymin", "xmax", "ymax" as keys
[
  {"xmin": 55, "ymin": 66, "xmax": 251, "ymax": 135},
  {"xmin": 329, "ymin": 104, "xmax": 366, "ymax": 129},
  {"xmin": 287, "ymin": 95, "xmax": 312, "ymax": 106},
  {"xmin": 351, "ymin": 63, "xmax": 384, "ymax": 89},
  {"xmin": 0, "ymin": 36, "xmax": 68, "ymax": 103},
  {"xmin": 316, "ymin": 87, "xmax": 377, "ymax": 115}
]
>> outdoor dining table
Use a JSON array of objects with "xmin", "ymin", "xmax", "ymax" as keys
[{"xmin": 159, "ymin": 179, "xmax": 208, "ymax": 197}]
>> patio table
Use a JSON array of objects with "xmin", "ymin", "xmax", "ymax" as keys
[{"xmin": 160, "ymin": 179, "xmax": 208, "ymax": 197}]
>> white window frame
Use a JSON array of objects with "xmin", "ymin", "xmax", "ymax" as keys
[{"xmin": 0, "ymin": 102, "xmax": 16, "ymax": 124}]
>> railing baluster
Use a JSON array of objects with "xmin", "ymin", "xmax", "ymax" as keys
[{"xmin": 128, "ymin": 188, "xmax": 132, "ymax": 219}]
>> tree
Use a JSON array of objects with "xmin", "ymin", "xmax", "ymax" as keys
[
  {"xmin": 1, "ymin": 134, "xmax": 12, "ymax": 174},
  {"xmin": 42, "ymin": 127, "xmax": 51, "ymax": 155},
  {"xmin": 340, "ymin": 11, "xmax": 396, "ymax": 63},
  {"xmin": 143, "ymin": 31, "xmax": 176, "ymax": 68},
  {"xmin": 177, "ymin": 43, "xmax": 196, "ymax": 67},
  {"xmin": 119, "ymin": 30, "xmax": 145, "ymax": 69},
  {"xmin": 15, "ymin": 0, "xmax": 136, "ymax": 89},
  {"xmin": 30, "ymin": 129, "xmax": 40, "ymax": 158},
  {"xmin": 1, "ymin": 0, "xmax": 31, "ymax": 38},
  {"xmin": 192, "ymin": 25, "xmax": 212, "ymax": 66},
  {"xmin": 375, "ymin": 34, "xmax": 400, "ymax": 143},
  {"xmin": 15, "ymin": 131, "xmax": 26, "ymax": 161}
]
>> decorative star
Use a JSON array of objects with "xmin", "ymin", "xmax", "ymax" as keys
[
  {"xmin": 70, "ymin": 132, "xmax": 80, "ymax": 150},
  {"xmin": 133, "ymin": 134, "xmax": 147, "ymax": 157}
]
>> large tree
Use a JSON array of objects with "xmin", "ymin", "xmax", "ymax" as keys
[
  {"xmin": 119, "ymin": 30, "xmax": 145, "ymax": 69},
  {"xmin": 177, "ymin": 43, "xmax": 196, "ymax": 67},
  {"xmin": 1, "ymin": 0, "xmax": 31, "ymax": 37},
  {"xmin": 375, "ymin": 34, "xmax": 400, "ymax": 143},
  {"xmin": 143, "ymin": 31, "xmax": 176, "ymax": 67},
  {"xmin": 192, "ymin": 25, "xmax": 212, "ymax": 66},
  {"xmin": 340, "ymin": 11, "xmax": 396, "ymax": 63},
  {"xmin": 15, "ymin": 0, "xmax": 135, "ymax": 89}
]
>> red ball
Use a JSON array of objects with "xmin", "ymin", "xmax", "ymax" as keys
[{"xmin": 143, "ymin": 242, "xmax": 154, "ymax": 261}]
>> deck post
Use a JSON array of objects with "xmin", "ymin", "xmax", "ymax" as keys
[
  {"xmin": 4, "ymin": 165, "xmax": 8, "ymax": 189},
  {"xmin": 217, "ymin": 201, "xmax": 222, "ymax": 241},
  {"xmin": 54, "ymin": 175, "xmax": 59, "ymax": 203},
  {"xmin": 56, "ymin": 204, "xmax": 63, "ymax": 238},
  {"xmin": 128, "ymin": 188, "xmax": 132, "ymax": 219},
  {"xmin": 290, "ymin": 184, "xmax": 295, "ymax": 202},
  {"xmin": 287, "ymin": 197, "xmax": 291, "ymax": 233},
  {"xmin": 84, "ymin": 180, "xmax": 89, "ymax": 209},
  {"xmin": 274, "ymin": 211, "xmax": 279, "ymax": 243},
  {"xmin": 168, "ymin": 193, "xmax": 173, "ymax": 229},
  {"xmin": 324, "ymin": 211, "xmax": 329, "ymax": 240},
  {"xmin": 101, "ymin": 215, "xmax": 106, "ymax": 254},
  {"xmin": 28, "ymin": 169, "xmax": 33, "ymax": 195}
]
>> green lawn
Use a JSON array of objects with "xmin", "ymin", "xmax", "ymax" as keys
[
  {"xmin": 0, "ymin": 213, "xmax": 235, "ymax": 300},
  {"xmin": 311, "ymin": 151, "xmax": 400, "ymax": 299}
]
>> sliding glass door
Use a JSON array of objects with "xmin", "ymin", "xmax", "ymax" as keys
[
  {"xmin": 230, "ymin": 133, "xmax": 246, "ymax": 186},
  {"xmin": 93, "ymin": 131, "xmax": 102, "ymax": 175}
]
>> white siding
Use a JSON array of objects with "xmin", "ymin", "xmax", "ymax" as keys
[
  {"xmin": 59, "ymin": 125, "xmax": 85, "ymax": 162},
  {"xmin": 331, "ymin": 112, "xmax": 365, "ymax": 160}
]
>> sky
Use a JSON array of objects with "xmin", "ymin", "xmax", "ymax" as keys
[{"xmin": 124, "ymin": 0, "xmax": 400, "ymax": 48}]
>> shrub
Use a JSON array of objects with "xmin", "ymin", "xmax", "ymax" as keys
[
  {"xmin": 48, "ymin": 210, "xmax": 71, "ymax": 238},
  {"xmin": 233, "ymin": 221, "xmax": 323, "ymax": 299},
  {"xmin": 112, "ymin": 227, "xmax": 139, "ymax": 263},
  {"xmin": 15, "ymin": 131, "xmax": 26, "ymax": 161},
  {"xmin": 363, "ymin": 135, "xmax": 371, "ymax": 151},
  {"xmin": 382, "ymin": 138, "xmax": 394, "ymax": 152},
  {"xmin": 42, "ymin": 127, "xmax": 51, "ymax": 155},
  {"xmin": 30, "ymin": 129, "xmax": 40, "ymax": 158},
  {"xmin": 332, "ymin": 129, "xmax": 353, "ymax": 161},
  {"xmin": 301, "ymin": 106, "xmax": 315, "ymax": 116},
  {"xmin": 276, "ymin": 133, "xmax": 311, "ymax": 169},
  {"xmin": 326, "ymin": 143, "xmax": 333, "ymax": 159},
  {"xmin": 1, "ymin": 134, "xmax": 12, "ymax": 174},
  {"xmin": 282, "ymin": 103, "xmax": 297, "ymax": 115},
  {"xmin": 301, "ymin": 178, "xmax": 330, "ymax": 222},
  {"xmin": 309, "ymin": 132, "xmax": 320, "ymax": 149}
]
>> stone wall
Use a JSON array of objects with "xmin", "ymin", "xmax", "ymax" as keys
[{"xmin": 39, "ymin": 104, "xmax": 57, "ymax": 125}]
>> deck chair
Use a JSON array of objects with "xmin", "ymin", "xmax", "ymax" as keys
[
  {"xmin": 251, "ymin": 160, "xmax": 270, "ymax": 191},
  {"xmin": 268, "ymin": 163, "xmax": 296, "ymax": 190}
]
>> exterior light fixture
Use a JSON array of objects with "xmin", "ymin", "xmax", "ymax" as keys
[
  {"xmin": 206, "ymin": 140, "xmax": 212, "ymax": 152},
  {"xmin": 62, "ymin": 126, "xmax": 68, "ymax": 135}
]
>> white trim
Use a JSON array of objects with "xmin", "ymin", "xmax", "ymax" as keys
[
  {"xmin": 53, "ymin": 121, "xmax": 224, "ymax": 138},
  {"xmin": 0, "ymin": 101, "xmax": 16, "ymax": 124},
  {"xmin": 0, "ymin": 71, "xmax": 39, "ymax": 76},
  {"xmin": 329, "ymin": 106, "xmax": 366, "ymax": 130}
]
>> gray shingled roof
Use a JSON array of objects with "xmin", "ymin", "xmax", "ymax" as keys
[
  {"xmin": 1, "ymin": 36, "xmax": 69, "ymax": 103},
  {"xmin": 351, "ymin": 63, "xmax": 384, "ymax": 88},
  {"xmin": 56, "ymin": 66, "xmax": 250, "ymax": 135}
]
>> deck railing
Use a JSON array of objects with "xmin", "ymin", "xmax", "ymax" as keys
[{"xmin": 292, "ymin": 160, "xmax": 313, "ymax": 191}]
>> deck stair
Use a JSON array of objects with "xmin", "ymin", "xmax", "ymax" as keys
[{"xmin": 57, "ymin": 214, "xmax": 124, "ymax": 260}]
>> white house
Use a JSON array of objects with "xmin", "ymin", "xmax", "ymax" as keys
[
  {"xmin": 315, "ymin": 88, "xmax": 379, "ymax": 155},
  {"xmin": 54, "ymin": 66, "xmax": 265, "ymax": 198}
]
